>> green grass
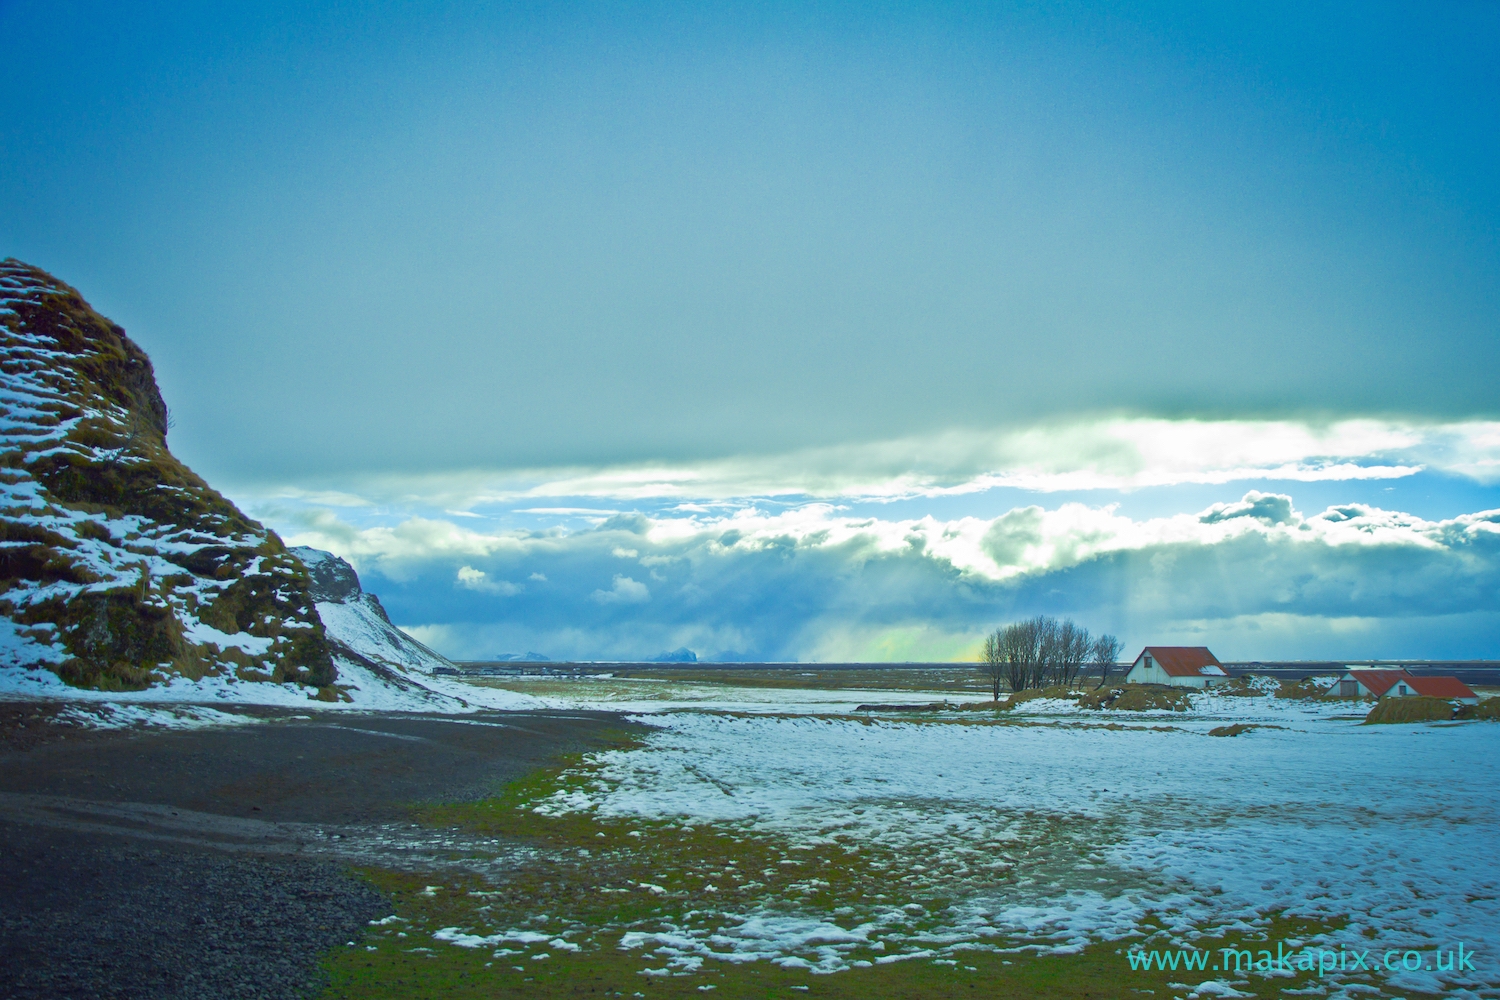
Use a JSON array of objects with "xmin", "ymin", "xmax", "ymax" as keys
[
  {"xmin": 614, "ymin": 667, "xmax": 993, "ymax": 693},
  {"xmin": 468, "ymin": 670, "xmax": 993, "ymax": 705},
  {"xmin": 408, "ymin": 750, "xmax": 999, "ymax": 930}
]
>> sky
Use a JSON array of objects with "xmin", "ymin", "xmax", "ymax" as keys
[{"xmin": 3, "ymin": 1, "xmax": 1498, "ymax": 662}]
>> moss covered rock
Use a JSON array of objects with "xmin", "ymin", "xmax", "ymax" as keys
[{"xmin": 0, "ymin": 259, "xmax": 335, "ymax": 690}]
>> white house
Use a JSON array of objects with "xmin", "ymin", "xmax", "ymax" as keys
[{"xmin": 1123, "ymin": 646, "xmax": 1229, "ymax": 689}]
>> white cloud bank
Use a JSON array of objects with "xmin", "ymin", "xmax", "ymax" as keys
[
  {"xmin": 237, "ymin": 417, "xmax": 1500, "ymax": 509},
  {"xmin": 282, "ymin": 491, "xmax": 1500, "ymax": 662}
]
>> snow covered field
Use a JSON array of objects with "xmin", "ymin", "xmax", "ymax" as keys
[
  {"xmin": 520, "ymin": 690, "xmax": 1498, "ymax": 996},
  {"xmin": 470, "ymin": 672, "xmax": 993, "ymax": 714}
]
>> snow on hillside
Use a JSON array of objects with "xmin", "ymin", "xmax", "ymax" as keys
[
  {"xmin": 0, "ymin": 645, "xmax": 542, "ymax": 712},
  {"xmin": 317, "ymin": 596, "xmax": 451, "ymax": 673},
  {"xmin": 291, "ymin": 546, "xmax": 454, "ymax": 675},
  {"xmin": 0, "ymin": 260, "xmax": 343, "ymax": 691},
  {"xmin": 0, "ymin": 260, "xmax": 539, "ymax": 713},
  {"xmin": 0, "ymin": 547, "xmax": 544, "ymax": 712}
]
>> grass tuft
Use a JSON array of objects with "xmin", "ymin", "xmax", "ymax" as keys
[{"xmin": 1363, "ymin": 697, "xmax": 1453, "ymax": 725}]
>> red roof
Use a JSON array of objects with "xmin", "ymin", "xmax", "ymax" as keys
[
  {"xmin": 1140, "ymin": 646, "xmax": 1226, "ymax": 678},
  {"xmin": 1407, "ymin": 676, "xmax": 1478, "ymax": 700},
  {"xmin": 1347, "ymin": 670, "xmax": 1414, "ymax": 697}
]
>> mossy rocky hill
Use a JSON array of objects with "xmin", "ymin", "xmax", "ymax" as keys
[{"xmin": 0, "ymin": 258, "xmax": 337, "ymax": 692}]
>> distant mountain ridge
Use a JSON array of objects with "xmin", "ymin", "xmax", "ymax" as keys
[{"xmin": 0, "ymin": 259, "xmax": 518, "ymax": 709}]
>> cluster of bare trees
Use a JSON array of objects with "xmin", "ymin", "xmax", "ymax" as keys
[{"xmin": 979, "ymin": 616, "xmax": 1123, "ymax": 700}]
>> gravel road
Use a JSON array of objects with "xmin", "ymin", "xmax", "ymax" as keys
[{"xmin": 0, "ymin": 704, "xmax": 641, "ymax": 999}]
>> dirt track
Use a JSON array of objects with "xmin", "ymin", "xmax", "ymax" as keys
[{"xmin": 0, "ymin": 704, "xmax": 642, "ymax": 999}]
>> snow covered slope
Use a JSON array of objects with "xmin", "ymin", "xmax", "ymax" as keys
[
  {"xmin": 292, "ymin": 546, "xmax": 454, "ymax": 675},
  {"xmin": 286, "ymin": 546, "xmax": 543, "ymax": 710},
  {"xmin": 0, "ymin": 259, "xmax": 537, "ymax": 712}
]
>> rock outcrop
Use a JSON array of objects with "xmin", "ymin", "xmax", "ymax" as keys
[
  {"xmin": 290, "ymin": 546, "xmax": 456, "ymax": 677},
  {"xmin": 0, "ymin": 259, "xmax": 337, "ymax": 693}
]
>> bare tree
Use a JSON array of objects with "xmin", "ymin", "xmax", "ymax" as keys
[
  {"xmin": 979, "ymin": 628, "xmax": 1006, "ymax": 701},
  {"xmin": 985, "ymin": 615, "xmax": 1113, "ymax": 692},
  {"xmin": 1057, "ymin": 622, "xmax": 1069, "ymax": 685},
  {"xmin": 1004, "ymin": 618, "xmax": 1038, "ymax": 691},
  {"xmin": 1092, "ymin": 634, "xmax": 1123, "ymax": 688},
  {"xmin": 1027, "ymin": 616, "xmax": 1046, "ymax": 688},
  {"xmin": 1033, "ymin": 616, "xmax": 1090, "ymax": 688},
  {"xmin": 1059, "ymin": 619, "xmax": 1093, "ymax": 688}
]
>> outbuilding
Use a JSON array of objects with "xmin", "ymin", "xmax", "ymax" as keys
[
  {"xmin": 1123, "ymin": 646, "xmax": 1229, "ymax": 689},
  {"xmin": 1334, "ymin": 669, "xmax": 1478, "ymax": 705},
  {"xmin": 1336, "ymin": 669, "xmax": 1415, "ymax": 699},
  {"xmin": 1406, "ymin": 675, "xmax": 1479, "ymax": 705}
]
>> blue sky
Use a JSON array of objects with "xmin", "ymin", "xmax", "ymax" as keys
[{"xmin": 3, "ymin": 1, "xmax": 1498, "ymax": 661}]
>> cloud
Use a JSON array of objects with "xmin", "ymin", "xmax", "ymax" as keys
[
  {"xmin": 228, "ymin": 418, "xmax": 1500, "ymax": 509},
  {"xmin": 455, "ymin": 565, "xmax": 522, "ymax": 596},
  {"xmin": 591, "ymin": 575, "xmax": 650, "ymax": 605},
  {"xmin": 280, "ymin": 492, "xmax": 1500, "ymax": 662},
  {"xmin": 1198, "ymin": 491, "xmax": 1297, "ymax": 526},
  {"xmin": 278, "ymin": 508, "xmax": 519, "ymax": 577}
]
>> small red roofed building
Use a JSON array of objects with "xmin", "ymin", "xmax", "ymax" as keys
[
  {"xmin": 1124, "ymin": 647, "xmax": 1229, "ymax": 688},
  {"xmin": 1406, "ymin": 675, "xmax": 1479, "ymax": 705},
  {"xmin": 1337, "ymin": 669, "xmax": 1415, "ymax": 699},
  {"xmin": 1334, "ymin": 668, "xmax": 1478, "ymax": 705}
]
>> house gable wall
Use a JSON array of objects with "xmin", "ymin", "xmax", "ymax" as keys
[{"xmin": 1124, "ymin": 649, "xmax": 1217, "ymax": 688}]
